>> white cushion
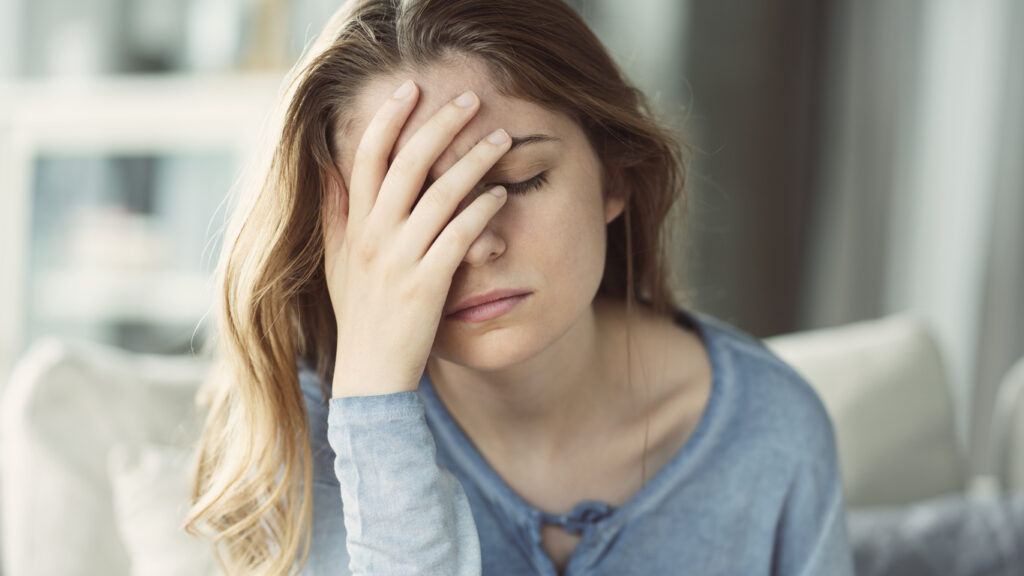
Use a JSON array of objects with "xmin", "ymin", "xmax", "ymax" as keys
[
  {"xmin": 1, "ymin": 338, "xmax": 209, "ymax": 576},
  {"xmin": 766, "ymin": 314, "xmax": 965, "ymax": 507},
  {"xmin": 108, "ymin": 442, "xmax": 216, "ymax": 576}
]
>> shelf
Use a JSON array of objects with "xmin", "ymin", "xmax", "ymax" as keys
[
  {"xmin": 32, "ymin": 268, "xmax": 213, "ymax": 325},
  {"xmin": 0, "ymin": 72, "xmax": 284, "ymax": 153},
  {"xmin": 1, "ymin": 72, "xmax": 281, "ymax": 378}
]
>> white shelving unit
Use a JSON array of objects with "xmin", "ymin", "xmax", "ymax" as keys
[
  {"xmin": 0, "ymin": 72, "xmax": 283, "ymax": 383},
  {"xmin": 32, "ymin": 268, "xmax": 214, "ymax": 324}
]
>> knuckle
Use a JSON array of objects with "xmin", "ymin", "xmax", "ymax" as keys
[
  {"xmin": 459, "ymin": 148, "xmax": 489, "ymax": 173},
  {"xmin": 388, "ymin": 153, "xmax": 417, "ymax": 177},
  {"xmin": 354, "ymin": 124, "xmax": 399, "ymax": 166},
  {"xmin": 428, "ymin": 101, "xmax": 471, "ymax": 134},
  {"xmin": 396, "ymin": 275, "xmax": 420, "ymax": 303},
  {"xmin": 352, "ymin": 141, "xmax": 382, "ymax": 170},
  {"xmin": 442, "ymin": 107, "xmax": 472, "ymax": 131},
  {"xmin": 350, "ymin": 236, "xmax": 378, "ymax": 265},
  {"xmin": 446, "ymin": 223, "xmax": 473, "ymax": 247},
  {"xmin": 367, "ymin": 101, "xmax": 402, "ymax": 134},
  {"xmin": 475, "ymin": 130, "xmax": 504, "ymax": 151},
  {"xmin": 473, "ymin": 148, "xmax": 502, "ymax": 173},
  {"xmin": 458, "ymin": 144, "xmax": 501, "ymax": 179},
  {"xmin": 418, "ymin": 188, "xmax": 448, "ymax": 213},
  {"xmin": 352, "ymin": 132, "xmax": 385, "ymax": 162}
]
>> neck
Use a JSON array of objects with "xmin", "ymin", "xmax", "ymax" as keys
[{"xmin": 426, "ymin": 297, "xmax": 634, "ymax": 463}]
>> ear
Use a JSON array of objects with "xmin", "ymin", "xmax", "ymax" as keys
[{"xmin": 603, "ymin": 167, "xmax": 626, "ymax": 224}]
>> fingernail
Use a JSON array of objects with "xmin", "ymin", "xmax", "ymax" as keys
[
  {"xmin": 487, "ymin": 129, "xmax": 509, "ymax": 145},
  {"xmin": 392, "ymin": 80, "xmax": 414, "ymax": 100},
  {"xmin": 488, "ymin": 186, "xmax": 506, "ymax": 198},
  {"xmin": 454, "ymin": 91, "xmax": 476, "ymax": 107}
]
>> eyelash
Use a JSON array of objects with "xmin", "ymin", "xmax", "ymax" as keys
[{"xmin": 498, "ymin": 171, "xmax": 548, "ymax": 196}]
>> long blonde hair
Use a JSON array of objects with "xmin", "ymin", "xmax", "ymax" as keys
[{"xmin": 185, "ymin": 0, "xmax": 689, "ymax": 573}]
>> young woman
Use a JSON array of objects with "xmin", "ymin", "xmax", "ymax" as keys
[{"xmin": 186, "ymin": 0, "xmax": 854, "ymax": 574}]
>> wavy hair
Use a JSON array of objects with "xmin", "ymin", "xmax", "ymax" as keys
[{"xmin": 185, "ymin": 0, "xmax": 689, "ymax": 573}]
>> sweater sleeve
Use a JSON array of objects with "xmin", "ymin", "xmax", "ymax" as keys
[
  {"xmin": 772, "ymin": 409, "xmax": 855, "ymax": 576},
  {"xmin": 324, "ymin": 390, "xmax": 482, "ymax": 576}
]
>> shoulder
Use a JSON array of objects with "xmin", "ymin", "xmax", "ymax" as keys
[{"xmin": 692, "ymin": 311, "xmax": 839, "ymax": 464}]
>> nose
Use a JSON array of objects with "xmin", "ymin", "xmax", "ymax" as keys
[
  {"xmin": 451, "ymin": 190, "xmax": 506, "ymax": 266},
  {"xmin": 461, "ymin": 224, "xmax": 505, "ymax": 266}
]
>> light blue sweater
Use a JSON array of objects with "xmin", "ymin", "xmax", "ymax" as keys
[{"xmin": 299, "ymin": 308, "xmax": 855, "ymax": 575}]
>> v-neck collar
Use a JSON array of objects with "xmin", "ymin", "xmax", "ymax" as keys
[{"xmin": 417, "ymin": 305, "xmax": 729, "ymax": 572}]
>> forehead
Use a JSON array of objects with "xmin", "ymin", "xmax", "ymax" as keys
[{"xmin": 337, "ymin": 56, "xmax": 577, "ymax": 181}]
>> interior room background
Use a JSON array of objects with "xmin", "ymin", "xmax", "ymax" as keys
[{"xmin": 1, "ymin": 0, "xmax": 1021, "ymax": 489}]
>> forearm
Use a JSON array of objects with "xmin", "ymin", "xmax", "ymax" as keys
[{"xmin": 327, "ymin": 390, "xmax": 482, "ymax": 575}]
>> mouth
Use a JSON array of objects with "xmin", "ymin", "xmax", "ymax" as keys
[
  {"xmin": 446, "ymin": 288, "xmax": 531, "ymax": 316},
  {"xmin": 446, "ymin": 292, "xmax": 531, "ymax": 323}
]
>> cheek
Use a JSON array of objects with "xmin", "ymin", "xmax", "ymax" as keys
[{"xmin": 518, "ymin": 189, "xmax": 607, "ymax": 277}]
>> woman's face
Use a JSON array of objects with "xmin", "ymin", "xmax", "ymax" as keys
[{"xmin": 336, "ymin": 54, "xmax": 624, "ymax": 371}]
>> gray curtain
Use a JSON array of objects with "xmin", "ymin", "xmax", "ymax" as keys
[
  {"xmin": 970, "ymin": 0, "xmax": 1024, "ymax": 479},
  {"xmin": 674, "ymin": 0, "xmax": 830, "ymax": 338},
  {"xmin": 805, "ymin": 0, "xmax": 1024, "ymax": 477}
]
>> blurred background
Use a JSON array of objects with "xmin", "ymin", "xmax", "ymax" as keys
[{"xmin": 0, "ymin": 0, "xmax": 1022, "ymax": 570}]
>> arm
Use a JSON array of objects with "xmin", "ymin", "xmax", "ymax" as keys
[
  {"xmin": 326, "ymin": 391, "xmax": 481, "ymax": 576},
  {"xmin": 314, "ymin": 75, "xmax": 503, "ymax": 574},
  {"xmin": 299, "ymin": 366, "xmax": 481, "ymax": 576},
  {"xmin": 772, "ymin": 416, "xmax": 855, "ymax": 576}
]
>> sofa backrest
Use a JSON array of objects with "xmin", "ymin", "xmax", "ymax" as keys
[{"xmin": 766, "ymin": 314, "xmax": 966, "ymax": 508}]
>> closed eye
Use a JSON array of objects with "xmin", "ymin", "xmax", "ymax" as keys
[{"xmin": 495, "ymin": 171, "xmax": 548, "ymax": 196}]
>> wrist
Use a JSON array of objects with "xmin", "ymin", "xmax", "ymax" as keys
[{"xmin": 330, "ymin": 362, "xmax": 420, "ymax": 398}]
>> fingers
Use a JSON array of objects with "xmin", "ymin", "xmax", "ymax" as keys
[
  {"xmin": 420, "ymin": 186, "xmax": 507, "ymax": 278},
  {"xmin": 322, "ymin": 173, "xmax": 349, "ymax": 248},
  {"xmin": 322, "ymin": 173, "xmax": 351, "ymax": 295},
  {"xmin": 348, "ymin": 79, "xmax": 420, "ymax": 227},
  {"xmin": 372, "ymin": 90, "xmax": 480, "ymax": 221},
  {"xmin": 401, "ymin": 128, "xmax": 512, "ymax": 259}
]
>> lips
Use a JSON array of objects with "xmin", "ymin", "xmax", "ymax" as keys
[{"xmin": 446, "ymin": 288, "xmax": 531, "ymax": 316}]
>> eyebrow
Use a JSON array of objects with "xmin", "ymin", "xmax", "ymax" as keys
[{"xmin": 509, "ymin": 134, "xmax": 560, "ymax": 151}]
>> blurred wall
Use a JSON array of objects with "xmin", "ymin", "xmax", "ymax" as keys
[
  {"xmin": 680, "ymin": 0, "xmax": 829, "ymax": 338},
  {"xmin": 0, "ymin": 0, "xmax": 17, "ymax": 77}
]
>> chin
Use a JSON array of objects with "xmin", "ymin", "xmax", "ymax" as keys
[{"xmin": 431, "ymin": 325, "xmax": 542, "ymax": 372}]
